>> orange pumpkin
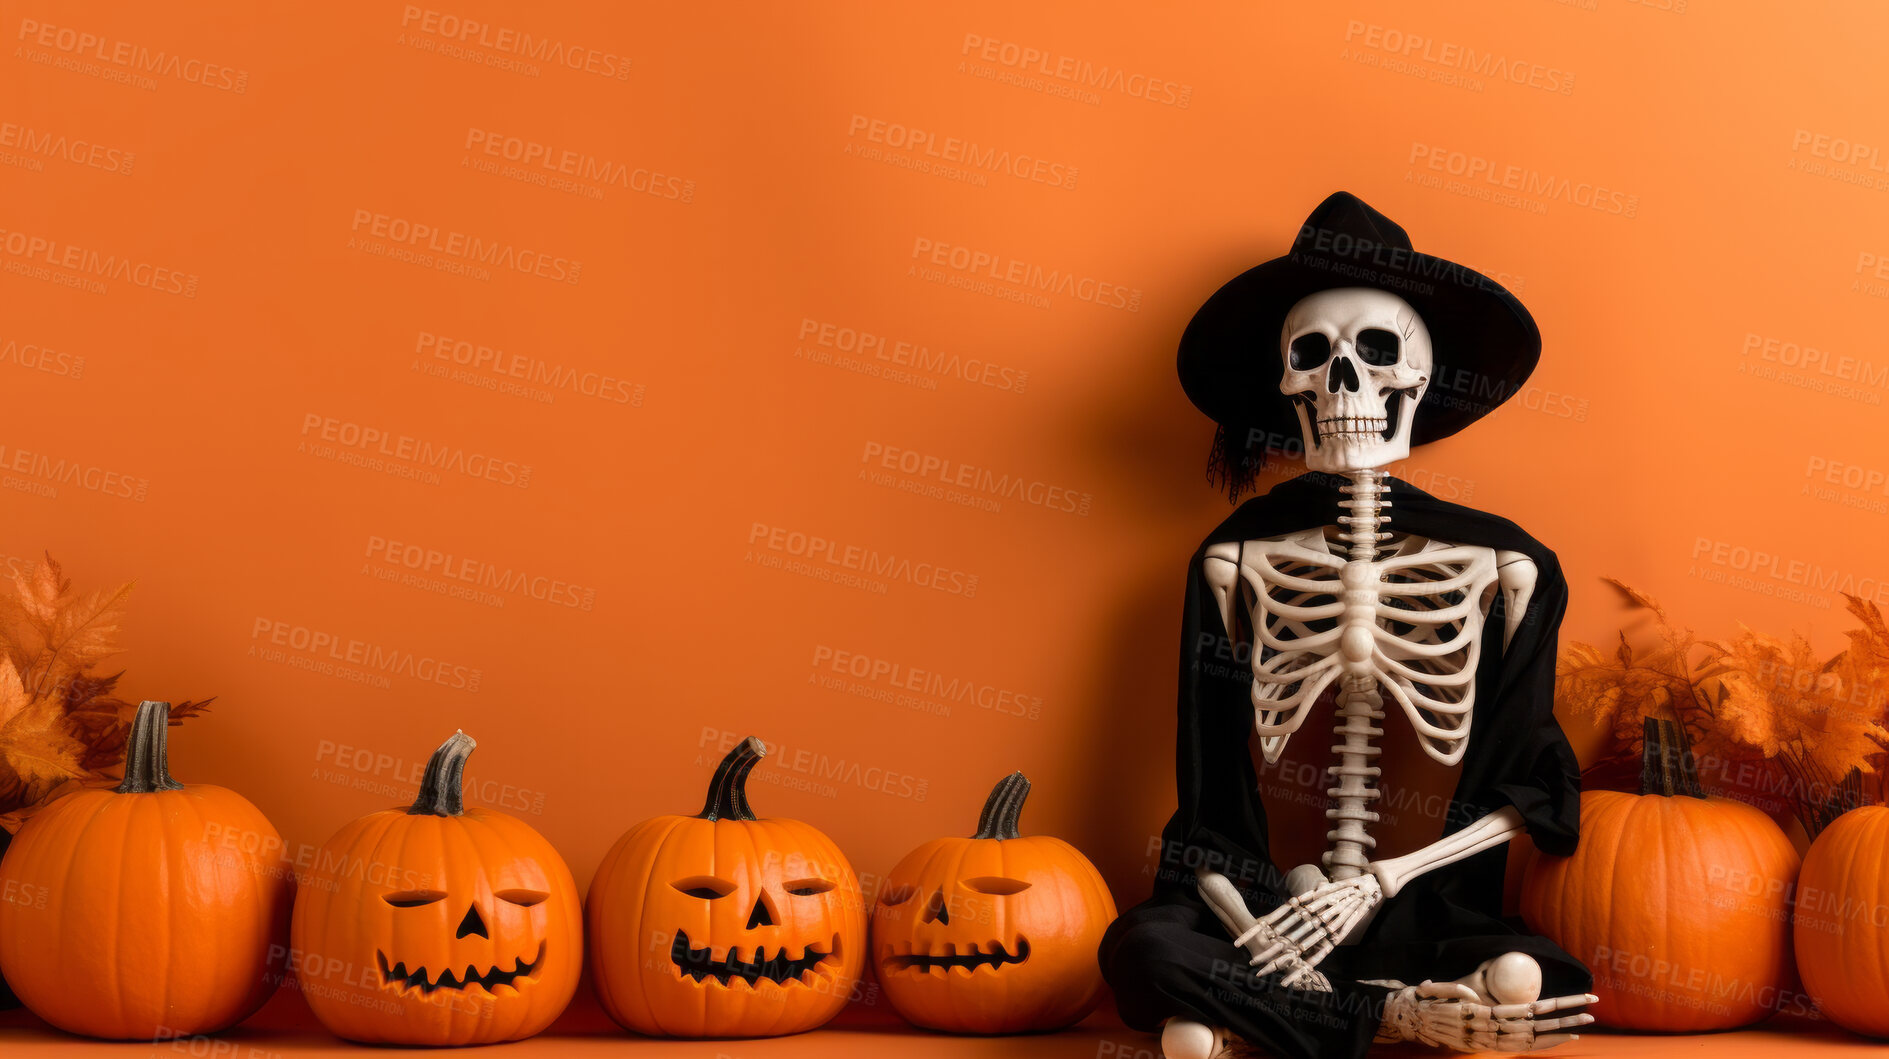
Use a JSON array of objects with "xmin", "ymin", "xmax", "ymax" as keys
[
  {"xmin": 0, "ymin": 701, "xmax": 293, "ymax": 1039},
  {"xmin": 587, "ymin": 736, "xmax": 867, "ymax": 1037},
  {"xmin": 1521, "ymin": 719, "xmax": 1798, "ymax": 1031},
  {"xmin": 871, "ymin": 771, "xmax": 1116, "ymax": 1033},
  {"xmin": 289, "ymin": 730, "xmax": 582, "ymax": 1045},
  {"xmin": 1794, "ymin": 805, "xmax": 1889, "ymax": 1035}
]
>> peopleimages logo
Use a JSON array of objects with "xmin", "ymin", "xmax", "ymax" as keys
[
  {"xmin": 0, "ymin": 442, "xmax": 147, "ymax": 500},
  {"xmin": 845, "ymin": 114, "xmax": 1078, "ymax": 190},
  {"xmin": 416, "ymin": 332, "xmax": 639, "ymax": 405},
  {"xmin": 398, "ymin": 7, "xmax": 630, "ymax": 80},
  {"xmin": 0, "ymin": 120, "xmax": 134, "ymax": 174},
  {"xmin": 463, "ymin": 129, "xmax": 694, "ymax": 202},
  {"xmin": 300, "ymin": 413, "xmax": 533, "ymax": 489},
  {"xmin": 746, "ymin": 522, "xmax": 979, "ymax": 598},
  {"xmin": 1406, "ymin": 144, "xmax": 1639, "ymax": 217},
  {"xmin": 1343, "ymin": 21, "xmax": 1577, "ymax": 95},
  {"xmin": 0, "ymin": 227, "xmax": 198, "ymax": 295},
  {"xmin": 250, "ymin": 617, "xmax": 483, "ymax": 692},
  {"xmin": 15, "ymin": 18, "xmax": 250, "ymax": 93},
  {"xmin": 364, "ymin": 534, "xmax": 597, "ymax": 611},
  {"xmin": 909, "ymin": 237, "xmax": 1141, "ymax": 311},
  {"xmin": 958, "ymin": 33, "xmax": 1192, "ymax": 108},
  {"xmin": 349, "ymin": 210, "xmax": 582, "ymax": 285}
]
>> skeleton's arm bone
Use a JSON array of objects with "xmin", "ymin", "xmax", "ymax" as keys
[
  {"xmin": 1367, "ymin": 806, "xmax": 1525, "ymax": 898},
  {"xmin": 1496, "ymin": 552, "xmax": 1537, "ymax": 651},
  {"xmin": 1195, "ymin": 867, "xmax": 1262, "ymax": 939}
]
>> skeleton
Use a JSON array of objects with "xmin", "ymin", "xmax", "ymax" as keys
[{"xmin": 1164, "ymin": 289, "xmax": 1595, "ymax": 1057}]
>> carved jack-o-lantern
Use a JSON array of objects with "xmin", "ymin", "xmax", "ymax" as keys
[
  {"xmin": 587, "ymin": 737, "xmax": 867, "ymax": 1037},
  {"xmin": 872, "ymin": 772, "xmax": 1116, "ymax": 1034},
  {"xmin": 290, "ymin": 731, "xmax": 582, "ymax": 1045}
]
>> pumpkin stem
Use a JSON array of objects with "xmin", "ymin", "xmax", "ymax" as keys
[
  {"xmin": 1640, "ymin": 717, "xmax": 1706, "ymax": 799},
  {"xmin": 699, "ymin": 737, "xmax": 766, "ymax": 821},
  {"xmin": 408, "ymin": 730, "xmax": 476, "ymax": 816},
  {"xmin": 973, "ymin": 771, "xmax": 1031, "ymax": 839},
  {"xmin": 117, "ymin": 700, "xmax": 184, "ymax": 793}
]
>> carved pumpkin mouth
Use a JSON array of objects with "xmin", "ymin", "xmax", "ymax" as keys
[
  {"xmin": 883, "ymin": 937, "xmax": 1031, "ymax": 974},
  {"xmin": 376, "ymin": 940, "xmax": 546, "ymax": 993},
  {"xmin": 670, "ymin": 929, "xmax": 840, "ymax": 986}
]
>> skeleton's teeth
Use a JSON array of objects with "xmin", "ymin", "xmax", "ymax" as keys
[{"xmin": 1316, "ymin": 416, "xmax": 1389, "ymax": 436}]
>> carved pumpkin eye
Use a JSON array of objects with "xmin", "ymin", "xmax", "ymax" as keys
[
  {"xmin": 672, "ymin": 876, "xmax": 735, "ymax": 899},
  {"xmin": 495, "ymin": 888, "xmax": 549, "ymax": 907},
  {"xmin": 879, "ymin": 884, "xmax": 917, "ymax": 905},
  {"xmin": 962, "ymin": 876, "xmax": 1031, "ymax": 896},
  {"xmin": 382, "ymin": 889, "xmax": 449, "ymax": 907},
  {"xmin": 784, "ymin": 878, "xmax": 835, "ymax": 897}
]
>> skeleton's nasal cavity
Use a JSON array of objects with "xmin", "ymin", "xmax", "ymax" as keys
[{"xmin": 1327, "ymin": 356, "xmax": 1360, "ymax": 393}]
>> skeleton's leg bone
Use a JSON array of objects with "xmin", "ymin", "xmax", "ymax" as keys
[
  {"xmin": 1369, "ymin": 806, "xmax": 1525, "ymax": 898},
  {"xmin": 1161, "ymin": 1018, "xmax": 1231, "ymax": 1059},
  {"xmin": 1283, "ymin": 863, "xmax": 1328, "ymax": 896},
  {"xmin": 1374, "ymin": 952, "xmax": 1595, "ymax": 1053},
  {"xmin": 1476, "ymin": 952, "xmax": 1547, "ymax": 1006}
]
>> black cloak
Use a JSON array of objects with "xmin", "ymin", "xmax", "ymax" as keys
[{"xmin": 1101, "ymin": 472, "xmax": 1590, "ymax": 1059}]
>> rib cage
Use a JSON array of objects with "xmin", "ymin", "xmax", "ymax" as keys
[{"xmin": 1209, "ymin": 527, "xmax": 1500, "ymax": 766}]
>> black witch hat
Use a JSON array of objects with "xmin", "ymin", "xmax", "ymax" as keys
[{"xmin": 1177, "ymin": 191, "xmax": 1541, "ymax": 498}]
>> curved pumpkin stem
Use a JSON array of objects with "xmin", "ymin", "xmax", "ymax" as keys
[
  {"xmin": 973, "ymin": 771, "xmax": 1031, "ymax": 839},
  {"xmin": 1641, "ymin": 717, "xmax": 1706, "ymax": 799},
  {"xmin": 408, "ymin": 730, "xmax": 476, "ymax": 816},
  {"xmin": 699, "ymin": 736, "xmax": 765, "ymax": 821},
  {"xmin": 117, "ymin": 700, "xmax": 184, "ymax": 793}
]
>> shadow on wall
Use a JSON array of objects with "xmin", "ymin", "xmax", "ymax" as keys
[{"xmin": 1054, "ymin": 320, "xmax": 1228, "ymax": 906}]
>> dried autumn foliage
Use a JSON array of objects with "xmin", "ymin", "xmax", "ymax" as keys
[
  {"xmin": 1558, "ymin": 578, "xmax": 1889, "ymax": 838},
  {"xmin": 0, "ymin": 553, "xmax": 209, "ymax": 832}
]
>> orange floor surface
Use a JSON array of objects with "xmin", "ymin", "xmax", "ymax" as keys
[{"xmin": 0, "ymin": 990, "xmax": 1878, "ymax": 1058}]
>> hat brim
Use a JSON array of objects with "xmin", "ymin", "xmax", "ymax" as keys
[{"xmin": 1177, "ymin": 248, "xmax": 1540, "ymax": 449}]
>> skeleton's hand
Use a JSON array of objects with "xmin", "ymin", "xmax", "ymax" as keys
[
  {"xmin": 1234, "ymin": 873, "xmax": 1382, "ymax": 981},
  {"xmin": 1378, "ymin": 980, "xmax": 1596, "ymax": 1053},
  {"xmin": 1233, "ymin": 927, "xmax": 1332, "ymax": 992}
]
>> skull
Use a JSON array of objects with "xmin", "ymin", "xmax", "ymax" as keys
[{"xmin": 1278, "ymin": 288, "xmax": 1432, "ymax": 474}]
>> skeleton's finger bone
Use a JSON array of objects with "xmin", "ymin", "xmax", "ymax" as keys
[
  {"xmin": 1247, "ymin": 936, "xmax": 1294, "ymax": 964},
  {"xmin": 1527, "ymin": 993, "xmax": 1599, "ymax": 1015},
  {"xmin": 1526, "ymin": 1014, "xmax": 1594, "ymax": 1033},
  {"xmin": 1416, "ymin": 980, "xmax": 1481, "ymax": 1002},
  {"xmin": 1230, "ymin": 923, "xmax": 1270, "ymax": 949}
]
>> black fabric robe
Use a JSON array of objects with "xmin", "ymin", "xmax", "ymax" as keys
[{"xmin": 1101, "ymin": 472, "xmax": 1591, "ymax": 1059}]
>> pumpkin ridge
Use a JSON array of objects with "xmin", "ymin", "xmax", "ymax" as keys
[
  {"xmin": 1869, "ymin": 812, "xmax": 1889, "ymax": 1020},
  {"xmin": 629, "ymin": 815, "xmax": 693, "ymax": 1036},
  {"xmin": 1855, "ymin": 809, "xmax": 1888, "ymax": 1022}
]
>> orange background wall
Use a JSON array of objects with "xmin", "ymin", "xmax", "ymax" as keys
[{"xmin": 4, "ymin": 0, "xmax": 1887, "ymax": 1001}]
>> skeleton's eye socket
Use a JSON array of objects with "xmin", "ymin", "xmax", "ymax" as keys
[
  {"xmin": 1355, "ymin": 328, "xmax": 1400, "ymax": 367},
  {"xmin": 1288, "ymin": 332, "xmax": 1331, "ymax": 370},
  {"xmin": 672, "ymin": 876, "xmax": 736, "ymax": 899}
]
